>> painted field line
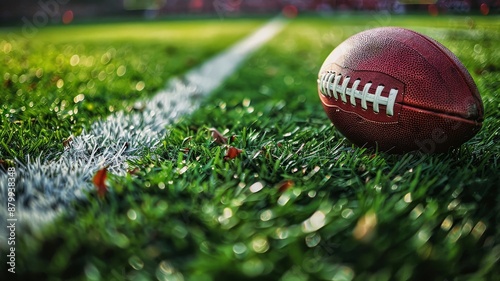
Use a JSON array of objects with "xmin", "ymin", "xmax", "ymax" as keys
[{"xmin": 0, "ymin": 17, "xmax": 287, "ymax": 243}]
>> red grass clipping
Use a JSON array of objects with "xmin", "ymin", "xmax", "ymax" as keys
[
  {"xmin": 93, "ymin": 167, "xmax": 108, "ymax": 198},
  {"xmin": 277, "ymin": 180, "xmax": 294, "ymax": 193},
  {"xmin": 224, "ymin": 146, "xmax": 242, "ymax": 160},
  {"xmin": 210, "ymin": 128, "xmax": 242, "ymax": 160}
]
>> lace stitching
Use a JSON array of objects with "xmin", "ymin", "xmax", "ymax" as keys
[{"xmin": 319, "ymin": 71, "xmax": 398, "ymax": 116}]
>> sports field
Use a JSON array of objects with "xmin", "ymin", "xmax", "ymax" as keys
[{"xmin": 1, "ymin": 13, "xmax": 500, "ymax": 280}]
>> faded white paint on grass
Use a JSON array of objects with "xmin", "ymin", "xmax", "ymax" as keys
[{"xmin": 0, "ymin": 17, "xmax": 286, "ymax": 244}]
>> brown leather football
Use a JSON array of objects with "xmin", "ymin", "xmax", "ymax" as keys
[{"xmin": 318, "ymin": 27, "xmax": 484, "ymax": 153}]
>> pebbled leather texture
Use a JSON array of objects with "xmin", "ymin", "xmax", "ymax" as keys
[{"xmin": 318, "ymin": 27, "xmax": 484, "ymax": 153}]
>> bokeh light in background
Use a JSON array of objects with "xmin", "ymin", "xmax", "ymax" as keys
[
  {"xmin": 0, "ymin": 0, "xmax": 498, "ymax": 25},
  {"xmin": 62, "ymin": 10, "xmax": 73, "ymax": 25},
  {"xmin": 428, "ymin": 4, "xmax": 439, "ymax": 16},
  {"xmin": 480, "ymin": 3, "xmax": 490, "ymax": 15},
  {"xmin": 282, "ymin": 4, "xmax": 299, "ymax": 18}
]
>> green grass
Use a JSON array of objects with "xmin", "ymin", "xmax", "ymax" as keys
[
  {"xmin": 0, "ymin": 19, "xmax": 264, "ymax": 159},
  {"xmin": 9, "ymin": 14, "xmax": 500, "ymax": 280}
]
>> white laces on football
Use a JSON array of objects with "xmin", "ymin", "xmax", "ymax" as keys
[{"xmin": 318, "ymin": 71, "xmax": 398, "ymax": 116}]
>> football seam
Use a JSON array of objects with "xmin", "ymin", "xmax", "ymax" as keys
[
  {"xmin": 400, "ymin": 102, "xmax": 483, "ymax": 125},
  {"xmin": 403, "ymin": 28, "xmax": 477, "ymax": 100},
  {"xmin": 322, "ymin": 99, "xmax": 482, "ymax": 126},
  {"xmin": 318, "ymin": 61, "xmax": 479, "ymax": 122},
  {"xmin": 400, "ymin": 28, "xmax": 482, "ymax": 121},
  {"xmin": 320, "ymin": 102, "xmax": 399, "ymax": 125}
]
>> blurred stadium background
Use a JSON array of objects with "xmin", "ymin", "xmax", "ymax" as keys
[{"xmin": 1, "ymin": 0, "xmax": 498, "ymax": 25}]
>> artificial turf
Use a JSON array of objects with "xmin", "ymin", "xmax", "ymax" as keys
[{"xmin": 4, "ymin": 14, "xmax": 500, "ymax": 281}]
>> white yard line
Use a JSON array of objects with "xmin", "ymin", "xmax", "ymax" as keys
[{"xmin": 0, "ymin": 17, "xmax": 286, "ymax": 243}]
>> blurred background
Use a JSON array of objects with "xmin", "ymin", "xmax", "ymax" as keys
[{"xmin": 1, "ymin": 0, "xmax": 498, "ymax": 25}]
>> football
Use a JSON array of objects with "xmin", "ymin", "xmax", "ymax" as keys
[{"xmin": 317, "ymin": 27, "xmax": 484, "ymax": 153}]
